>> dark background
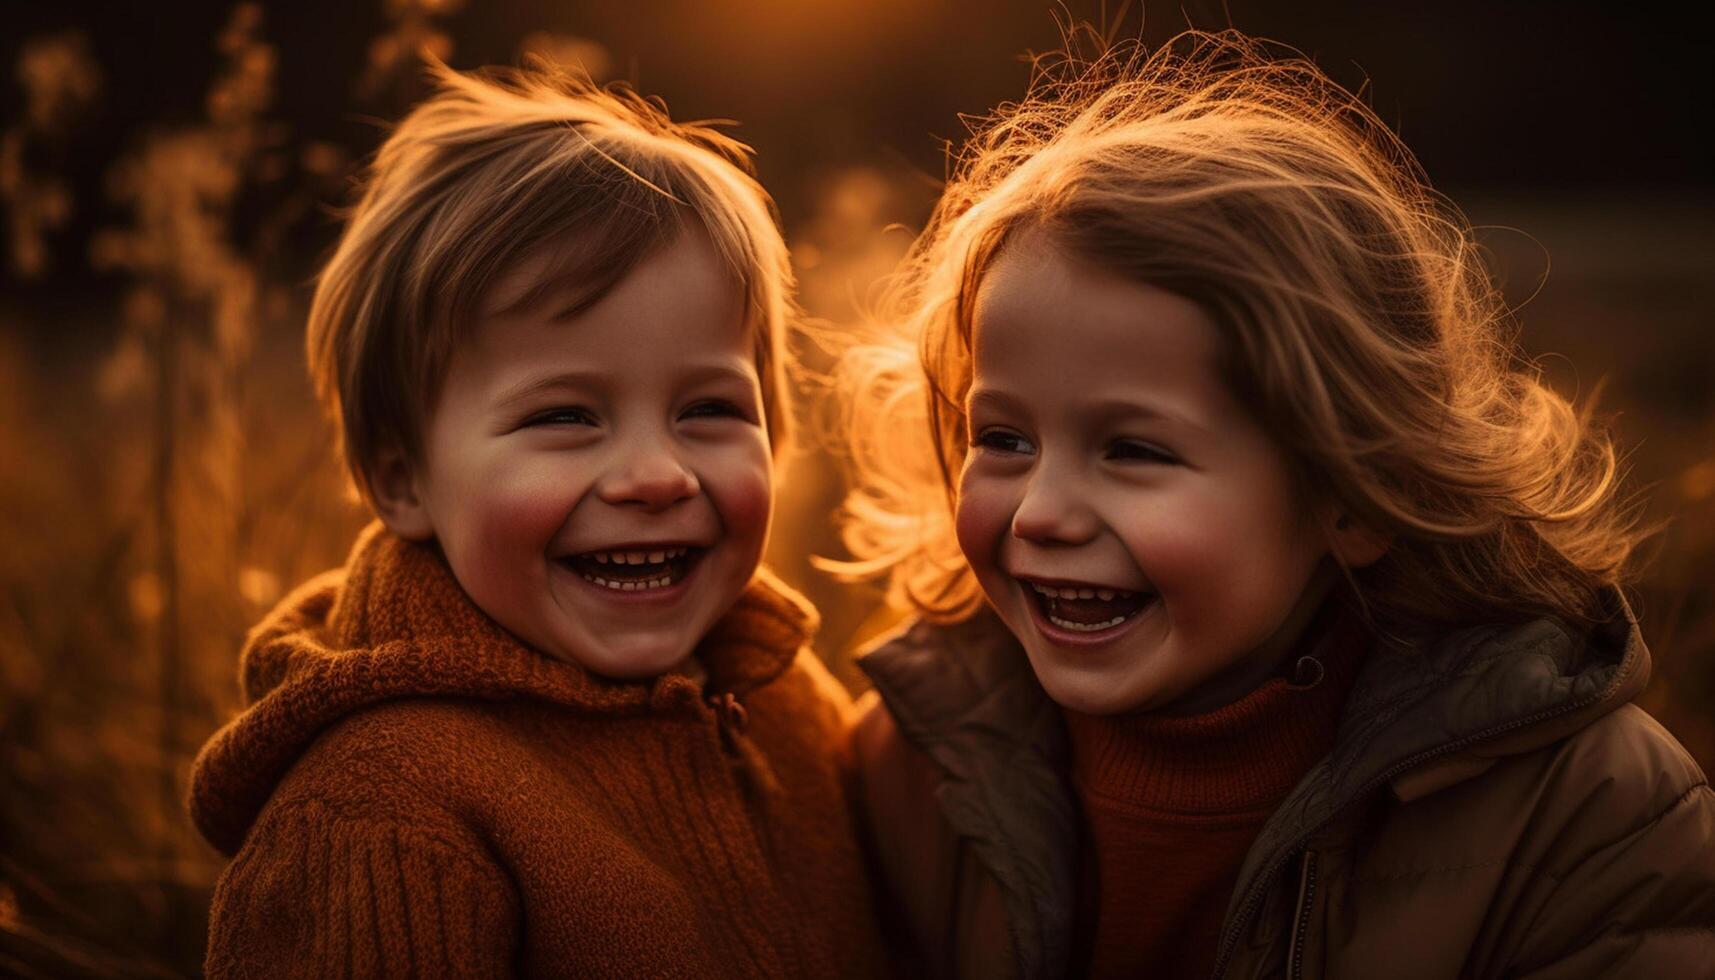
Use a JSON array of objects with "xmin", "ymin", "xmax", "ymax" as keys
[{"xmin": 2, "ymin": 1, "xmax": 1710, "ymax": 974}]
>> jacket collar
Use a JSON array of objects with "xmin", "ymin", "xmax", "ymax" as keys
[
  {"xmin": 1210, "ymin": 590, "xmax": 1647, "ymax": 977},
  {"xmin": 858, "ymin": 590, "xmax": 1649, "ymax": 980},
  {"xmin": 860, "ymin": 610, "xmax": 1074, "ymax": 980}
]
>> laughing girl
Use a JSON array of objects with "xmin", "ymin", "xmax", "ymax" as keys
[{"xmin": 836, "ymin": 30, "xmax": 1715, "ymax": 980}]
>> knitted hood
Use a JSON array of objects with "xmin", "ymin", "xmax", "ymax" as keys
[{"xmin": 189, "ymin": 521, "xmax": 816, "ymax": 856}]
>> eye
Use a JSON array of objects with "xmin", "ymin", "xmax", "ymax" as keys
[
  {"xmin": 524, "ymin": 406, "xmax": 597, "ymax": 427},
  {"xmin": 680, "ymin": 399, "xmax": 749, "ymax": 422},
  {"xmin": 1108, "ymin": 439, "xmax": 1177, "ymax": 464},
  {"xmin": 972, "ymin": 427, "xmax": 1036, "ymax": 455}
]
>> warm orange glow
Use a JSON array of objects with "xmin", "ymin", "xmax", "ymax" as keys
[{"xmin": 0, "ymin": 4, "xmax": 1710, "ymax": 975}]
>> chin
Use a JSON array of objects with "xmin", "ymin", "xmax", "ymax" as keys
[
  {"xmin": 583, "ymin": 642, "xmax": 695, "ymax": 680},
  {"xmin": 531, "ymin": 623, "xmax": 687, "ymax": 679},
  {"xmin": 1025, "ymin": 658, "xmax": 1135, "ymax": 715},
  {"xmin": 1044, "ymin": 684, "xmax": 1138, "ymax": 715}
]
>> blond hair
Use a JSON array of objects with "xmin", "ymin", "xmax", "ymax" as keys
[
  {"xmin": 832, "ymin": 30, "xmax": 1643, "ymax": 634},
  {"xmin": 308, "ymin": 58, "xmax": 795, "ymax": 510}
]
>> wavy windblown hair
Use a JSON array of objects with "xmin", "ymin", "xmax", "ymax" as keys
[
  {"xmin": 308, "ymin": 57, "xmax": 795, "ymax": 511},
  {"xmin": 831, "ymin": 29, "xmax": 1642, "ymax": 633}
]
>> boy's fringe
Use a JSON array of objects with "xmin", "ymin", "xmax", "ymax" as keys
[{"xmin": 307, "ymin": 53, "xmax": 798, "ymax": 511}]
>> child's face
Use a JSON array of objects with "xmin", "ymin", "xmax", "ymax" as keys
[
  {"xmin": 389, "ymin": 226, "xmax": 773, "ymax": 679},
  {"xmin": 956, "ymin": 232, "xmax": 1333, "ymax": 715}
]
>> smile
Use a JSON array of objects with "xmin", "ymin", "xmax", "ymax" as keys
[
  {"xmin": 1022, "ymin": 578, "xmax": 1155, "ymax": 636},
  {"xmin": 558, "ymin": 546, "xmax": 704, "ymax": 592}
]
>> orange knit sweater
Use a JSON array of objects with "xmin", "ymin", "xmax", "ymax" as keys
[{"xmin": 189, "ymin": 522, "xmax": 886, "ymax": 979}]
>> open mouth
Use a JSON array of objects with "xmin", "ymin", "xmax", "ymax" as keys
[
  {"xmin": 558, "ymin": 546, "xmax": 705, "ymax": 592},
  {"xmin": 1024, "ymin": 579, "xmax": 1154, "ymax": 633}
]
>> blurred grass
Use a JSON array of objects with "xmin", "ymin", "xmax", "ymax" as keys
[{"xmin": 1, "ymin": 6, "xmax": 1711, "ymax": 978}]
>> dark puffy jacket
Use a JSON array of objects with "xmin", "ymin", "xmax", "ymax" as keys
[{"xmin": 847, "ymin": 594, "xmax": 1715, "ymax": 979}]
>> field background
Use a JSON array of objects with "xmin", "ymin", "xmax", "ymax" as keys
[{"xmin": 2, "ymin": 0, "xmax": 1710, "ymax": 974}]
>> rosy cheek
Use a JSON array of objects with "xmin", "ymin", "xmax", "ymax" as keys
[
  {"xmin": 723, "ymin": 475, "xmax": 772, "ymax": 541},
  {"xmin": 953, "ymin": 478, "xmax": 1010, "ymax": 575},
  {"xmin": 1140, "ymin": 531, "xmax": 1217, "ymax": 593},
  {"xmin": 460, "ymin": 458, "xmax": 585, "ymax": 553},
  {"xmin": 1125, "ymin": 497, "xmax": 1258, "ymax": 620},
  {"xmin": 705, "ymin": 445, "xmax": 773, "ymax": 546}
]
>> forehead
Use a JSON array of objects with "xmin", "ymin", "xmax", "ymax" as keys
[
  {"xmin": 969, "ymin": 232, "xmax": 1229, "ymax": 415},
  {"xmin": 465, "ymin": 224, "xmax": 755, "ymax": 382},
  {"xmin": 478, "ymin": 207, "xmax": 683, "ymax": 319}
]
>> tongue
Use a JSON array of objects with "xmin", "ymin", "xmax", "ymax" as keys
[
  {"xmin": 1048, "ymin": 593, "xmax": 1146, "ymax": 625},
  {"xmin": 605, "ymin": 564, "xmax": 665, "ymax": 581}
]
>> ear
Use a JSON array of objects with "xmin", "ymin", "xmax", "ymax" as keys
[
  {"xmin": 368, "ymin": 446, "xmax": 436, "ymax": 541},
  {"xmin": 1326, "ymin": 511, "xmax": 1391, "ymax": 569}
]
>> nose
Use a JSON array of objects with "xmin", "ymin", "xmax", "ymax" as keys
[
  {"xmin": 1010, "ymin": 467, "xmax": 1098, "ymax": 546},
  {"xmin": 595, "ymin": 439, "xmax": 700, "ymax": 511}
]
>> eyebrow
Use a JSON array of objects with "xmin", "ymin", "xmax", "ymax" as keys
[
  {"xmin": 966, "ymin": 388, "xmax": 1207, "ymax": 434},
  {"xmin": 1084, "ymin": 396, "xmax": 1208, "ymax": 434},
  {"xmin": 966, "ymin": 388, "xmax": 1026, "ymax": 418},
  {"xmin": 493, "ymin": 363, "xmax": 758, "ymax": 413},
  {"xmin": 492, "ymin": 370, "xmax": 610, "ymax": 414}
]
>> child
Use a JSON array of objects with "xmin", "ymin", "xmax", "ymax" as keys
[
  {"xmin": 835, "ymin": 30, "xmax": 1715, "ymax": 980},
  {"xmin": 188, "ymin": 60, "xmax": 884, "ymax": 978}
]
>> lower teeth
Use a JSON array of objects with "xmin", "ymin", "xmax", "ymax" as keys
[
  {"xmin": 582, "ymin": 573, "xmax": 675, "ymax": 591},
  {"xmin": 1047, "ymin": 613, "xmax": 1129, "ymax": 632}
]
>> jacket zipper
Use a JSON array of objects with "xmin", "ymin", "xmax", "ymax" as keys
[
  {"xmin": 1207, "ymin": 658, "xmax": 1634, "ymax": 980},
  {"xmin": 1287, "ymin": 850, "xmax": 1317, "ymax": 980}
]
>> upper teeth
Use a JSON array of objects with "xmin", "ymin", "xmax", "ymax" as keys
[
  {"xmin": 587, "ymin": 548, "xmax": 690, "ymax": 565},
  {"xmin": 1029, "ymin": 582, "xmax": 1135, "ymax": 601}
]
